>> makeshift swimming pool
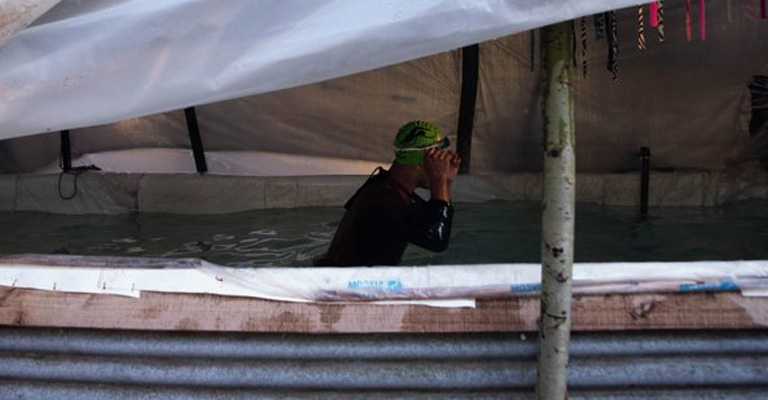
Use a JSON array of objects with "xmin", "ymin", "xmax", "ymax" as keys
[{"xmin": 1, "ymin": 200, "xmax": 767, "ymax": 267}]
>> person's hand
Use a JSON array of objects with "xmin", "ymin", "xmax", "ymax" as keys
[
  {"xmin": 449, "ymin": 151, "xmax": 461, "ymax": 175},
  {"xmin": 423, "ymin": 148, "xmax": 461, "ymax": 183},
  {"xmin": 423, "ymin": 148, "xmax": 461, "ymax": 202}
]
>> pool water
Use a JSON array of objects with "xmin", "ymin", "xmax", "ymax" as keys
[{"xmin": 1, "ymin": 200, "xmax": 766, "ymax": 267}]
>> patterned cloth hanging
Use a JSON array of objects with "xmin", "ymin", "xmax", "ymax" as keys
[
  {"xmin": 686, "ymin": 0, "xmax": 693, "ymax": 41},
  {"xmin": 638, "ymin": 6, "xmax": 646, "ymax": 50},
  {"xmin": 581, "ymin": 16, "xmax": 588, "ymax": 78},
  {"xmin": 657, "ymin": 1, "xmax": 665, "ymax": 43},
  {"xmin": 727, "ymin": 0, "xmax": 733, "ymax": 22},
  {"xmin": 594, "ymin": 13, "xmax": 605, "ymax": 39},
  {"xmin": 605, "ymin": 11, "xmax": 618, "ymax": 81},
  {"xmin": 744, "ymin": 1, "xmax": 756, "ymax": 21}
]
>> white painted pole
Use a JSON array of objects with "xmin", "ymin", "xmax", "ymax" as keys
[{"xmin": 536, "ymin": 21, "xmax": 575, "ymax": 400}]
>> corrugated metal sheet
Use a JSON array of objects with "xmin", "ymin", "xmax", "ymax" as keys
[{"xmin": 0, "ymin": 327, "xmax": 767, "ymax": 399}]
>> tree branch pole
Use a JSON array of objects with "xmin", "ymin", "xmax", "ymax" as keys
[{"xmin": 537, "ymin": 21, "xmax": 576, "ymax": 400}]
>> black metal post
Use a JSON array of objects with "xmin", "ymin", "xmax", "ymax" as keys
[
  {"xmin": 640, "ymin": 146, "xmax": 651, "ymax": 218},
  {"xmin": 60, "ymin": 130, "xmax": 72, "ymax": 172},
  {"xmin": 184, "ymin": 107, "xmax": 208, "ymax": 174},
  {"xmin": 456, "ymin": 44, "xmax": 479, "ymax": 175}
]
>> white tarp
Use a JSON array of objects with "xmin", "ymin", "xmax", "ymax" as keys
[
  {"xmin": 1, "ymin": 255, "xmax": 767, "ymax": 308},
  {"xmin": 2, "ymin": 1, "xmax": 767, "ymax": 176},
  {"xmin": 0, "ymin": 0, "xmax": 646, "ymax": 140}
]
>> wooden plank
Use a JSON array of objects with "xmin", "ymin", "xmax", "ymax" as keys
[{"xmin": 0, "ymin": 286, "xmax": 766, "ymax": 333}]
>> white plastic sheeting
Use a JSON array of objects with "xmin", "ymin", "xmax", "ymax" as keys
[
  {"xmin": 0, "ymin": 0, "xmax": 646, "ymax": 140},
  {"xmin": 0, "ymin": 255, "xmax": 767, "ymax": 308},
  {"xmin": 1, "ymin": 1, "xmax": 767, "ymax": 176}
]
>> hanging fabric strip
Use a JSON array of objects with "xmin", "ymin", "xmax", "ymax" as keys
[
  {"xmin": 581, "ymin": 16, "xmax": 588, "ymax": 78},
  {"xmin": 726, "ymin": 0, "xmax": 733, "ymax": 22},
  {"xmin": 605, "ymin": 11, "xmax": 618, "ymax": 81},
  {"xmin": 594, "ymin": 13, "xmax": 605, "ymax": 40},
  {"xmin": 530, "ymin": 29, "xmax": 535, "ymax": 72},
  {"xmin": 699, "ymin": 0, "xmax": 706, "ymax": 41},
  {"xmin": 650, "ymin": 2, "xmax": 659, "ymax": 27},
  {"xmin": 657, "ymin": 1, "xmax": 665, "ymax": 43},
  {"xmin": 572, "ymin": 20, "xmax": 578, "ymax": 68},
  {"xmin": 686, "ymin": 0, "xmax": 693, "ymax": 41},
  {"xmin": 744, "ymin": 1, "xmax": 756, "ymax": 22},
  {"xmin": 638, "ymin": 6, "xmax": 646, "ymax": 50}
]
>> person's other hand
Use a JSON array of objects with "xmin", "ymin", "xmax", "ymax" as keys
[{"xmin": 449, "ymin": 152, "xmax": 461, "ymax": 173}]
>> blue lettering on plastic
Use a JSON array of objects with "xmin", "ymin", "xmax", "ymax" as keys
[
  {"xmin": 678, "ymin": 279, "xmax": 740, "ymax": 293},
  {"xmin": 386, "ymin": 278, "xmax": 403, "ymax": 291},
  {"xmin": 347, "ymin": 280, "xmax": 383, "ymax": 290},
  {"xmin": 510, "ymin": 283, "xmax": 541, "ymax": 293},
  {"xmin": 348, "ymin": 278, "xmax": 404, "ymax": 292}
]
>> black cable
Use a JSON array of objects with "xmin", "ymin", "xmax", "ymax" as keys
[
  {"xmin": 58, "ymin": 130, "xmax": 78, "ymax": 200},
  {"xmin": 58, "ymin": 170, "xmax": 79, "ymax": 200}
]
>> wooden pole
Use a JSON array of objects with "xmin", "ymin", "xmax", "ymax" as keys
[
  {"xmin": 60, "ymin": 130, "xmax": 72, "ymax": 172},
  {"xmin": 456, "ymin": 44, "xmax": 479, "ymax": 174},
  {"xmin": 184, "ymin": 107, "xmax": 208, "ymax": 174},
  {"xmin": 537, "ymin": 21, "xmax": 575, "ymax": 400}
]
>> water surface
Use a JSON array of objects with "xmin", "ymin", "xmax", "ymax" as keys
[{"xmin": 1, "ymin": 200, "xmax": 766, "ymax": 266}]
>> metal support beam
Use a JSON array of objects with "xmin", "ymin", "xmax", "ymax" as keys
[
  {"xmin": 456, "ymin": 44, "xmax": 479, "ymax": 174},
  {"xmin": 184, "ymin": 107, "xmax": 208, "ymax": 174},
  {"xmin": 59, "ymin": 130, "xmax": 72, "ymax": 172},
  {"xmin": 537, "ymin": 21, "xmax": 575, "ymax": 400}
]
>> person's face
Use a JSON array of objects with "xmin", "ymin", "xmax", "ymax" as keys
[{"xmin": 415, "ymin": 164, "xmax": 430, "ymax": 189}]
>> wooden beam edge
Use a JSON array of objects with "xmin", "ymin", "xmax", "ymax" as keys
[{"xmin": 0, "ymin": 286, "xmax": 766, "ymax": 333}]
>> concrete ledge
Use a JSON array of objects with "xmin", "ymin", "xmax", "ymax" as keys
[
  {"xmin": 603, "ymin": 174, "xmax": 640, "ymax": 206},
  {"xmin": 14, "ymin": 173, "xmax": 139, "ymax": 214},
  {"xmin": 452, "ymin": 174, "xmax": 541, "ymax": 203},
  {"xmin": 265, "ymin": 175, "xmax": 363, "ymax": 209},
  {"xmin": 138, "ymin": 174, "xmax": 267, "ymax": 214},
  {"xmin": 0, "ymin": 170, "xmax": 766, "ymax": 214},
  {"xmin": 0, "ymin": 175, "xmax": 16, "ymax": 212}
]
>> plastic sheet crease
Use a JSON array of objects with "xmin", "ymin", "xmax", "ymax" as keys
[
  {"xmin": 1, "ymin": 0, "xmax": 657, "ymax": 140},
  {"xmin": 2, "ymin": 1, "xmax": 767, "ymax": 175}
]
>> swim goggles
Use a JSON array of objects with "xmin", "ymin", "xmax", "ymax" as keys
[{"xmin": 394, "ymin": 136, "xmax": 451, "ymax": 152}]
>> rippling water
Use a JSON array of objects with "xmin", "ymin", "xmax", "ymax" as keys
[{"xmin": 0, "ymin": 200, "xmax": 766, "ymax": 266}]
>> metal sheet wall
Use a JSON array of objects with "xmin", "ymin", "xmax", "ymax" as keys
[{"xmin": 0, "ymin": 327, "xmax": 766, "ymax": 399}]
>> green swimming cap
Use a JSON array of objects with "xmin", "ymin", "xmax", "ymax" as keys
[{"xmin": 393, "ymin": 120, "xmax": 449, "ymax": 165}]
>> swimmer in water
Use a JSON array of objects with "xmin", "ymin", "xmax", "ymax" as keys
[{"xmin": 315, "ymin": 120, "xmax": 461, "ymax": 266}]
